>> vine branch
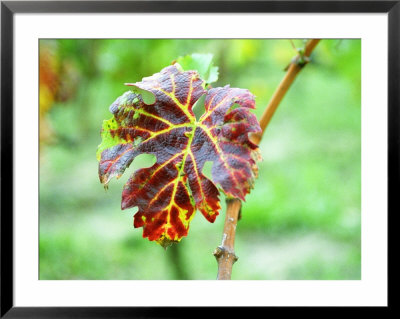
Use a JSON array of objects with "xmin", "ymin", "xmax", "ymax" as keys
[
  {"xmin": 251, "ymin": 39, "xmax": 321, "ymax": 144},
  {"xmin": 214, "ymin": 39, "xmax": 321, "ymax": 280},
  {"xmin": 213, "ymin": 198, "xmax": 241, "ymax": 280}
]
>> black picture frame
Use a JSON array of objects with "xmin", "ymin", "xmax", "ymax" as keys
[{"xmin": 1, "ymin": 1, "xmax": 396, "ymax": 317}]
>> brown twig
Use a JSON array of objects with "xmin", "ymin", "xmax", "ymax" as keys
[
  {"xmin": 213, "ymin": 198, "xmax": 241, "ymax": 280},
  {"xmin": 214, "ymin": 39, "xmax": 321, "ymax": 280}
]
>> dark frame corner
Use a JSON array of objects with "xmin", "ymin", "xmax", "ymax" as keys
[{"xmin": 1, "ymin": 1, "xmax": 396, "ymax": 318}]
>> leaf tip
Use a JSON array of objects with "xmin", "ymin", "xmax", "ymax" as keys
[
  {"xmin": 121, "ymin": 199, "xmax": 129, "ymax": 210},
  {"xmin": 157, "ymin": 235, "xmax": 178, "ymax": 249}
]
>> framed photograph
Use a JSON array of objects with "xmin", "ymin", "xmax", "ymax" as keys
[{"xmin": 1, "ymin": 0, "xmax": 395, "ymax": 317}]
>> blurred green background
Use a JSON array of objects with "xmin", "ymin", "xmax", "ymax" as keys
[{"xmin": 39, "ymin": 39, "xmax": 361, "ymax": 280}]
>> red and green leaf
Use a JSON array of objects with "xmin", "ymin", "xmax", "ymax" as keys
[{"xmin": 98, "ymin": 62, "xmax": 261, "ymax": 247}]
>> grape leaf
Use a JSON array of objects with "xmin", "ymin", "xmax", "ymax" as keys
[{"xmin": 98, "ymin": 63, "xmax": 261, "ymax": 247}]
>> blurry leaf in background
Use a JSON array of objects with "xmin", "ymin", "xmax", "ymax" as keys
[
  {"xmin": 39, "ymin": 41, "xmax": 60, "ymax": 144},
  {"xmin": 39, "ymin": 40, "xmax": 81, "ymax": 147}
]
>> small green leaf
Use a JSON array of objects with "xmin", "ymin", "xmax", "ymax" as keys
[{"xmin": 176, "ymin": 53, "xmax": 219, "ymax": 84}]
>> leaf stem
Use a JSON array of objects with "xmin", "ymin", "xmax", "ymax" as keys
[{"xmin": 214, "ymin": 39, "xmax": 321, "ymax": 280}]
